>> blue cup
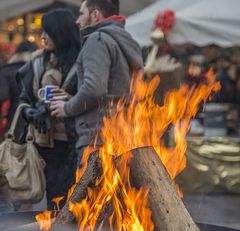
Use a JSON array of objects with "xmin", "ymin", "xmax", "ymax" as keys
[{"xmin": 37, "ymin": 85, "xmax": 59, "ymax": 102}]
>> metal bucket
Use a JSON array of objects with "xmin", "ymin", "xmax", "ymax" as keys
[
  {"xmin": 0, "ymin": 212, "xmax": 238, "ymax": 231},
  {"xmin": 0, "ymin": 211, "xmax": 39, "ymax": 230}
]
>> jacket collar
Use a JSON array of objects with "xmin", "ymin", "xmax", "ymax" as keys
[
  {"xmin": 80, "ymin": 15, "xmax": 125, "ymax": 38},
  {"xmin": 96, "ymin": 15, "xmax": 125, "ymax": 24}
]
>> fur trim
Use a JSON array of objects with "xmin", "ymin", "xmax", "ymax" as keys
[
  {"xmin": 8, "ymin": 52, "xmax": 32, "ymax": 64},
  {"xmin": 31, "ymin": 49, "xmax": 44, "ymax": 60}
]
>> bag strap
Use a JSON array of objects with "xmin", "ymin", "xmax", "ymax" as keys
[
  {"xmin": 7, "ymin": 103, "xmax": 31, "ymax": 140},
  {"xmin": 26, "ymin": 124, "xmax": 34, "ymax": 143}
]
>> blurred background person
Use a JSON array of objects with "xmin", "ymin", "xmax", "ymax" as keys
[
  {"xmin": 214, "ymin": 54, "xmax": 237, "ymax": 103},
  {"xmin": 0, "ymin": 40, "xmax": 38, "ymax": 138}
]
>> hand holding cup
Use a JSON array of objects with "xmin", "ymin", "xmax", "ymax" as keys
[{"xmin": 49, "ymin": 88, "xmax": 69, "ymax": 101}]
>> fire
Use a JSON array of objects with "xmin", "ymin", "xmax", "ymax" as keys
[
  {"xmin": 52, "ymin": 196, "xmax": 64, "ymax": 211},
  {"xmin": 35, "ymin": 211, "xmax": 52, "ymax": 231},
  {"xmin": 36, "ymin": 68, "xmax": 220, "ymax": 230},
  {"xmin": 35, "ymin": 197, "xmax": 63, "ymax": 230}
]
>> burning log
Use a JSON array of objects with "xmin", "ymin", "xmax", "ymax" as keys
[
  {"xmin": 57, "ymin": 146, "xmax": 199, "ymax": 230},
  {"xmin": 125, "ymin": 146, "xmax": 199, "ymax": 231},
  {"xmin": 94, "ymin": 200, "xmax": 113, "ymax": 230},
  {"xmin": 56, "ymin": 150, "xmax": 100, "ymax": 225}
]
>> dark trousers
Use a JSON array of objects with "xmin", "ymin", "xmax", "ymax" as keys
[
  {"xmin": 77, "ymin": 146, "xmax": 87, "ymax": 169},
  {"xmin": 37, "ymin": 140, "xmax": 76, "ymax": 210}
]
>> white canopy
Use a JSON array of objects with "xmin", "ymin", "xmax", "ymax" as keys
[
  {"xmin": 0, "ymin": 0, "xmax": 155, "ymax": 21},
  {"xmin": 126, "ymin": 0, "xmax": 240, "ymax": 47}
]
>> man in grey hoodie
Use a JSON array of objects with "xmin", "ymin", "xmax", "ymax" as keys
[{"xmin": 50, "ymin": 0, "xmax": 143, "ymax": 165}]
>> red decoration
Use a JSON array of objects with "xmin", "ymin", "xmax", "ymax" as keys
[
  {"xmin": 0, "ymin": 43, "xmax": 16, "ymax": 53},
  {"xmin": 0, "ymin": 99, "xmax": 10, "ymax": 138},
  {"xmin": 153, "ymin": 10, "xmax": 175, "ymax": 35}
]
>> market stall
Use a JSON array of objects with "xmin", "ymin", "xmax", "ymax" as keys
[{"xmin": 126, "ymin": 0, "xmax": 240, "ymax": 47}]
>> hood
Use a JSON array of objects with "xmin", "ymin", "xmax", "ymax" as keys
[
  {"xmin": 8, "ymin": 52, "xmax": 32, "ymax": 64},
  {"xmin": 81, "ymin": 19, "xmax": 143, "ymax": 70}
]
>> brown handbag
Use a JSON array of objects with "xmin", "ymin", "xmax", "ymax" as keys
[{"xmin": 0, "ymin": 103, "xmax": 46, "ymax": 203}]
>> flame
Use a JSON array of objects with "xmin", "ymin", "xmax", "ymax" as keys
[
  {"xmin": 35, "ymin": 211, "xmax": 52, "ymax": 231},
  {"xmin": 68, "ymin": 69, "xmax": 220, "ymax": 230},
  {"xmin": 36, "ymin": 68, "xmax": 220, "ymax": 230},
  {"xmin": 35, "ymin": 197, "xmax": 63, "ymax": 231},
  {"xmin": 52, "ymin": 196, "xmax": 64, "ymax": 211}
]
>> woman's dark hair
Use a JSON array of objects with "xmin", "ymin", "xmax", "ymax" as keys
[{"xmin": 42, "ymin": 9, "xmax": 80, "ymax": 72}]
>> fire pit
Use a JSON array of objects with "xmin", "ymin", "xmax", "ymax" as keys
[
  {"xmin": 0, "ymin": 211, "xmax": 39, "ymax": 230},
  {"xmin": 0, "ymin": 212, "xmax": 238, "ymax": 231}
]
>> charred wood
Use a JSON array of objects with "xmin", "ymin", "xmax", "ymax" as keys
[{"xmin": 55, "ymin": 151, "xmax": 100, "ymax": 225}]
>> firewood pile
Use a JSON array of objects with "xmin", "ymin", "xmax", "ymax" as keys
[
  {"xmin": 56, "ymin": 147, "xmax": 199, "ymax": 231},
  {"xmin": 5, "ymin": 147, "xmax": 199, "ymax": 231}
]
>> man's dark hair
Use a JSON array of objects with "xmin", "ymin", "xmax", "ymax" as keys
[{"xmin": 85, "ymin": 0, "xmax": 119, "ymax": 18}]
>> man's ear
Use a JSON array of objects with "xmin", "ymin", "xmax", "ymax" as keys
[{"xmin": 91, "ymin": 9, "xmax": 104, "ymax": 23}]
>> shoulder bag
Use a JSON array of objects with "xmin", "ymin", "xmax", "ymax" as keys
[{"xmin": 0, "ymin": 103, "xmax": 46, "ymax": 203}]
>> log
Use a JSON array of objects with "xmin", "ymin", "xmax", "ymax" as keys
[
  {"xmin": 57, "ymin": 146, "xmax": 199, "ymax": 230},
  {"xmin": 94, "ymin": 201, "xmax": 113, "ymax": 231},
  {"xmin": 126, "ymin": 146, "xmax": 199, "ymax": 231},
  {"xmin": 55, "ymin": 150, "xmax": 100, "ymax": 225}
]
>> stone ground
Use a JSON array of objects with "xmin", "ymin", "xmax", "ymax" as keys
[{"xmin": 184, "ymin": 194, "xmax": 240, "ymax": 231}]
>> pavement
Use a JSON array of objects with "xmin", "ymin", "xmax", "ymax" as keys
[{"xmin": 184, "ymin": 194, "xmax": 240, "ymax": 231}]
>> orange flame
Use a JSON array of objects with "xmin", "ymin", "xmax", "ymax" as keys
[
  {"xmin": 68, "ymin": 69, "xmax": 220, "ymax": 230},
  {"xmin": 35, "ymin": 211, "xmax": 52, "ymax": 231},
  {"xmin": 52, "ymin": 196, "xmax": 64, "ymax": 211},
  {"xmin": 35, "ymin": 196, "xmax": 63, "ymax": 230},
  {"xmin": 36, "ymin": 69, "xmax": 220, "ymax": 230}
]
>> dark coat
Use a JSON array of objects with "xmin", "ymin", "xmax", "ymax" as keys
[{"xmin": 0, "ymin": 61, "xmax": 26, "ymax": 130}]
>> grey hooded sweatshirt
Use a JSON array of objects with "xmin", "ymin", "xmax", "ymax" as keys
[{"xmin": 64, "ymin": 19, "xmax": 143, "ymax": 149}]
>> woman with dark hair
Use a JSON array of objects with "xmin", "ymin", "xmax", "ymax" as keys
[{"xmin": 17, "ymin": 9, "xmax": 80, "ymax": 210}]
